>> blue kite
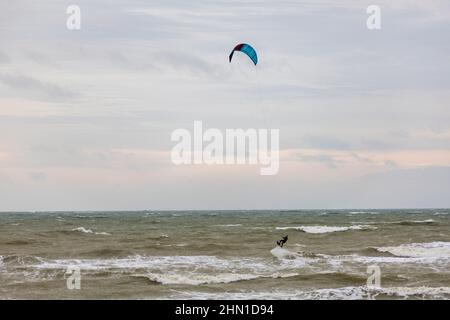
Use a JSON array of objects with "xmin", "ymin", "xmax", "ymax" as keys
[{"xmin": 229, "ymin": 43, "xmax": 258, "ymax": 65}]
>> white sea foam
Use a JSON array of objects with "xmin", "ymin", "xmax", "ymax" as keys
[
  {"xmin": 351, "ymin": 219, "xmax": 436, "ymax": 226},
  {"xmin": 334, "ymin": 254, "xmax": 440, "ymax": 265},
  {"xmin": 409, "ymin": 219, "xmax": 435, "ymax": 224},
  {"xmin": 6, "ymin": 249, "xmax": 450, "ymax": 289},
  {"xmin": 276, "ymin": 225, "xmax": 376, "ymax": 234},
  {"xmin": 71, "ymin": 227, "xmax": 110, "ymax": 235},
  {"xmin": 34, "ymin": 255, "xmax": 270, "ymax": 271},
  {"xmin": 143, "ymin": 270, "xmax": 301, "ymax": 285},
  {"xmin": 175, "ymin": 243, "xmax": 188, "ymax": 247},
  {"xmin": 167, "ymin": 286, "xmax": 450, "ymax": 300},
  {"xmin": 375, "ymin": 286, "xmax": 450, "ymax": 299},
  {"xmin": 143, "ymin": 273, "xmax": 261, "ymax": 285},
  {"xmin": 214, "ymin": 224, "xmax": 242, "ymax": 227},
  {"xmin": 348, "ymin": 211, "xmax": 378, "ymax": 215},
  {"xmin": 71, "ymin": 227, "xmax": 93, "ymax": 234},
  {"xmin": 315, "ymin": 250, "xmax": 450, "ymax": 267},
  {"xmin": 375, "ymin": 242, "xmax": 450, "ymax": 258},
  {"xmin": 270, "ymin": 247, "xmax": 299, "ymax": 259},
  {"xmin": 28, "ymin": 254, "xmax": 305, "ymax": 285}
]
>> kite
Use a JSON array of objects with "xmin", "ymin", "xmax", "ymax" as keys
[{"xmin": 229, "ymin": 43, "xmax": 258, "ymax": 65}]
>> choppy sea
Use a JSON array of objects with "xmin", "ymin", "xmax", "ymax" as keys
[{"xmin": 0, "ymin": 209, "xmax": 449, "ymax": 299}]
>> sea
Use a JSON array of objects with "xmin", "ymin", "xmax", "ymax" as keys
[{"xmin": 0, "ymin": 209, "xmax": 449, "ymax": 299}]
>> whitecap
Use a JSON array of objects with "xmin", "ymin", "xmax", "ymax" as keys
[
  {"xmin": 71, "ymin": 227, "xmax": 93, "ymax": 234},
  {"xmin": 276, "ymin": 225, "xmax": 376, "ymax": 234},
  {"xmin": 142, "ymin": 272, "xmax": 261, "ymax": 285},
  {"xmin": 348, "ymin": 211, "xmax": 378, "ymax": 215},
  {"xmin": 71, "ymin": 227, "xmax": 110, "ymax": 235},
  {"xmin": 167, "ymin": 286, "xmax": 450, "ymax": 300},
  {"xmin": 270, "ymin": 246, "xmax": 299, "ymax": 259},
  {"xmin": 214, "ymin": 224, "xmax": 242, "ymax": 227},
  {"xmin": 375, "ymin": 242, "xmax": 450, "ymax": 258},
  {"xmin": 94, "ymin": 232, "xmax": 111, "ymax": 236}
]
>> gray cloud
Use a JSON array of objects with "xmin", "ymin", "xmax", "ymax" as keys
[
  {"xmin": 24, "ymin": 50, "xmax": 58, "ymax": 67},
  {"xmin": 0, "ymin": 73, "xmax": 78, "ymax": 101},
  {"xmin": 303, "ymin": 135, "xmax": 350, "ymax": 150},
  {"xmin": 0, "ymin": 0, "xmax": 449, "ymax": 210},
  {"xmin": 294, "ymin": 153, "xmax": 340, "ymax": 169},
  {"xmin": 28, "ymin": 171, "xmax": 47, "ymax": 182},
  {"xmin": 0, "ymin": 51, "xmax": 11, "ymax": 64},
  {"xmin": 355, "ymin": 166, "xmax": 450, "ymax": 208}
]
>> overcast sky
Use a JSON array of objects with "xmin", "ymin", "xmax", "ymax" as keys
[{"xmin": 0, "ymin": 0, "xmax": 449, "ymax": 211}]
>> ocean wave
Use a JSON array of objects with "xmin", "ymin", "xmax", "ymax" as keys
[
  {"xmin": 351, "ymin": 219, "xmax": 437, "ymax": 226},
  {"xmin": 313, "ymin": 250, "xmax": 450, "ymax": 267},
  {"xmin": 348, "ymin": 211, "xmax": 379, "ymax": 215},
  {"xmin": 158, "ymin": 243, "xmax": 190, "ymax": 248},
  {"xmin": 168, "ymin": 286, "xmax": 450, "ymax": 300},
  {"xmin": 139, "ymin": 273, "xmax": 262, "ymax": 285},
  {"xmin": 1, "ymin": 254, "xmax": 43, "ymax": 266},
  {"xmin": 338, "ymin": 254, "xmax": 445, "ymax": 265},
  {"xmin": 32, "ymin": 255, "xmax": 270, "ymax": 271},
  {"xmin": 270, "ymin": 247, "xmax": 300, "ymax": 260},
  {"xmin": 71, "ymin": 227, "xmax": 111, "ymax": 235},
  {"xmin": 138, "ymin": 271, "xmax": 301, "ymax": 286},
  {"xmin": 73, "ymin": 215, "xmax": 108, "ymax": 219},
  {"xmin": 147, "ymin": 234, "xmax": 169, "ymax": 240},
  {"xmin": 3, "ymin": 251, "xmax": 449, "ymax": 291},
  {"xmin": 214, "ymin": 224, "xmax": 242, "ymax": 227},
  {"xmin": 0, "ymin": 255, "xmax": 62, "ymax": 282},
  {"xmin": 395, "ymin": 219, "xmax": 436, "ymax": 226},
  {"xmin": 265, "ymin": 245, "xmax": 449, "ymax": 272},
  {"xmin": 81, "ymin": 248, "xmax": 130, "ymax": 258},
  {"xmin": 375, "ymin": 242, "xmax": 450, "ymax": 258},
  {"xmin": 23, "ymin": 254, "xmax": 305, "ymax": 285},
  {"xmin": 276, "ymin": 225, "xmax": 376, "ymax": 234},
  {"xmin": 3, "ymin": 240, "xmax": 34, "ymax": 246},
  {"xmin": 7, "ymin": 252, "xmax": 304, "ymax": 286}
]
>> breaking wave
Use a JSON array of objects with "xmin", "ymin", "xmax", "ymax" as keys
[
  {"xmin": 71, "ymin": 227, "xmax": 111, "ymax": 235},
  {"xmin": 375, "ymin": 242, "xmax": 450, "ymax": 258},
  {"xmin": 168, "ymin": 286, "xmax": 450, "ymax": 300},
  {"xmin": 276, "ymin": 225, "xmax": 376, "ymax": 234}
]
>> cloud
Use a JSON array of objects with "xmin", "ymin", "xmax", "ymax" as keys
[
  {"xmin": 152, "ymin": 50, "xmax": 218, "ymax": 77},
  {"xmin": 294, "ymin": 153, "xmax": 340, "ymax": 168},
  {"xmin": 28, "ymin": 171, "xmax": 47, "ymax": 182},
  {"xmin": 0, "ymin": 0, "xmax": 449, "ymax": 210},
  {"xmin": 0, "ymin": 51, "xmax": 10, "ymax": 64},
  {"xmin": 303, "ymin": 135, "xmax": 350, "ymax": 150},
  {"xmin": 283, "ymin": 149, "xmax": 450, "ymax": 169},
  {"xmin": 0, "ymin": 73, "xmax": 78, "ymax": 101},
  {"xmin": 356, "ymin": 166, "xmax": 450, "ymax": 208},
  {"xmin": 24, "ymin": 50, "xmax": 58, "ymax": 67}
]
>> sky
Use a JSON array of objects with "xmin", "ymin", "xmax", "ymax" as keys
[{"xmin": 0, "ymin": 0, "xmax": 449, "ymax": 211}]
